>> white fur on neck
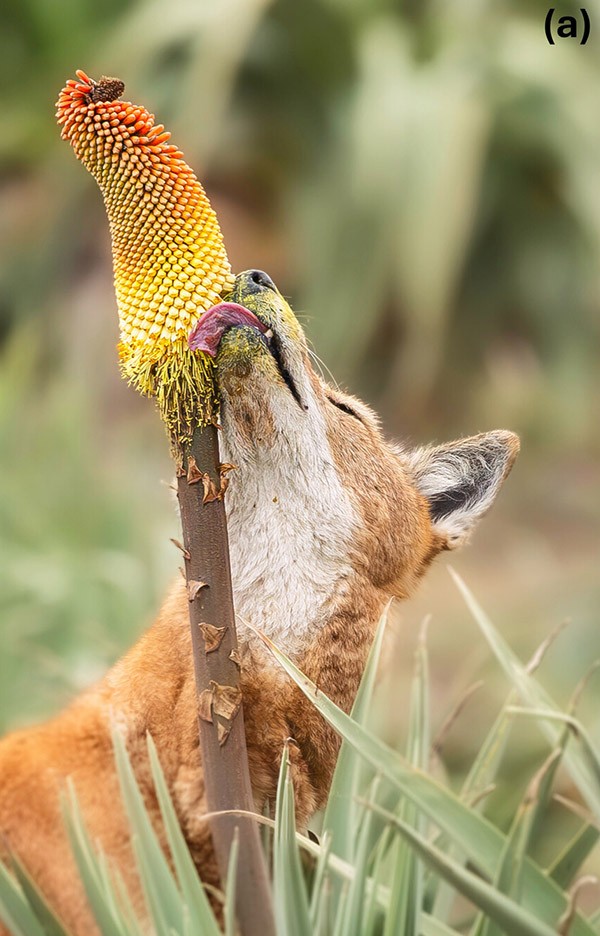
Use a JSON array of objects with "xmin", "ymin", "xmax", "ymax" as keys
[{"xmin": 220, "ymin": 379, "xmax": 357, "ymax": 658}]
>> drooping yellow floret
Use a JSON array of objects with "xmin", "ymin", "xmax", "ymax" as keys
[{"xmin": 56, "ymin": 70, "xmax": 235, "ymax": 441}]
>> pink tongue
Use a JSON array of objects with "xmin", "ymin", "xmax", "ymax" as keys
[{"xmin": 188, "ymin": 302, "xmax": 267, "ymax": 357}]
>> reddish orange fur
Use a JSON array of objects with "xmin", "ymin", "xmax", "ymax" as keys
[{"xmin": 0, "ymin": 302, "xmax": 517, "ymax": 934}]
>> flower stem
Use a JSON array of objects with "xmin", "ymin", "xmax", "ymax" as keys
[{"xmin": 177, "ymin": 423, "xmax": 275, "ymax": 936}]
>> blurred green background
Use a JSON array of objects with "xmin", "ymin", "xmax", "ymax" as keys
[{"xmin": 0, "ymin": 0, "xmax": 599, "ymax": 851}]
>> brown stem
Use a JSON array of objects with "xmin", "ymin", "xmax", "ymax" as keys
[{"xmin": 177, "ymin": 423, "xmax": 275, "ymax": 936}]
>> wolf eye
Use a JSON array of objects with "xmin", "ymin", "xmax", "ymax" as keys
[{"xmin": 327, "ymin": 395, "xmax": 362, "ymax": 422}]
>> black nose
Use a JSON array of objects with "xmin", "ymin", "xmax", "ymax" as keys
[{"xmin": 238, "ymin": 269, "xmax": 277, "ymax": 294}]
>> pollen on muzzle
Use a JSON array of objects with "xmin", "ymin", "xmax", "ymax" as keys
[{"xmin": 56, "ymin": 69, "xmax": 236, "ymax": 441}]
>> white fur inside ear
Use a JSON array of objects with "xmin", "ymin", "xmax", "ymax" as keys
[{"xmin": 407, "ymin": 430, "xmax": 519, "ymax": 548}]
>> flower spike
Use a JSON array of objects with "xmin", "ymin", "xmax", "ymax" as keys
[{"xmin": 56, "ymin": 70, "xmax": 235, "ymax": 441}]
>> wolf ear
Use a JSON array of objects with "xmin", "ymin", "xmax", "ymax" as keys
[{"xmin": 407, "ymin": 430, "xmax": 519, "ymax": 549}]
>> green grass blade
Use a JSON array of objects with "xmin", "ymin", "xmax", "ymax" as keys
[
  {"xmin": 9, "ymin": 853, "xmax": 72, "ymax": 936},
  {"xmin": 0, "ymin": 862, "xmax": 46, "ymax": 936},
  {"xmin": 507, "ymin": 709, "xmax": 600, "ymax": 800},
  {"xmin": 296, "ymin": 826, "xmax": 463, "ymax": 936},
  {"xmin": 368, "ymin": 803, "xmax": 558, "ymax": 936},
  {"xmin": 309, "ymin": 831, "xmax": 332, "ymax": 931},
  {"xmin": 146, "ymin": 734, "xmax": 221, "ymax": 935},
  {"xmin": 96, "ymin": 852, "xmax": 132, "ymax": 933},
  {"xmin": 335, "ymin": 779, "xmax": 380, "ymax": 936},
  {"xmin": 460, "ymin": 692, "xmax": 516, "ymax": 807},
  {"xmin": 422, "ymin": 920, "xmax": 468, "ymax": 936},
  {"xmin": 587, "ymin": 906, "xmax": 600, "ymax": 928},
  {"xmin": 432, "ymin": 690, "xmax": 517, "ymax": 922},
  {"xmin": 549, "ymin": 824, "xmax": 600, "ymax": 890},
  {"xmin": 472, "ymin": 749, "xmax": 564, "ymax": 936},
  {"xmin": 312, "ymin": 875, "xmax": 332, "ymax": 936},
  {"xmin": 255, "ymin": 629, "xmax": 595, "ymax": 936},
  {"xmin": 331, "ymin": 882, "xmax": 349, "ymax": 936},
  {"xmin": 360, "ymin": 828, "xmax": 387, "ymax": 936},
  {"xmin": 384, "ymin": 835, "xmax": 415, "ymax": 935},
  {"xmin": 323, "ymin": 601, "xmax": 390, "ymax": 861},
  {"xmin": 112, "ymin": 873, "xmax": 147, "ymax": 936},
  {"xmin": 524, "ymin": 738, "xmax": 571, "ymax": 855},
  {"xmin": 273, "ymin": 743, "xmax": 311, "ymax": 936},
  {"xmin": 262, "ymin": 631, "xmax": 511, "ymax": 871},
  {"xmin": 112, "ymin": 728, "xmax": 183, "ymax": 936},
  {"xmin": 451, "ymin": 570, "xmax": 600, "ymax": 824},
  {"xmin": 182, "ymin": 907, "xmax": 194, "ymax": 936},
  {"xmin": 384, "ymin": 627, "xmax": 429, "ymax": 936},
  {"xmin": 63, "ymin": 782, "xmax": 142, "ymax": 936}
]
